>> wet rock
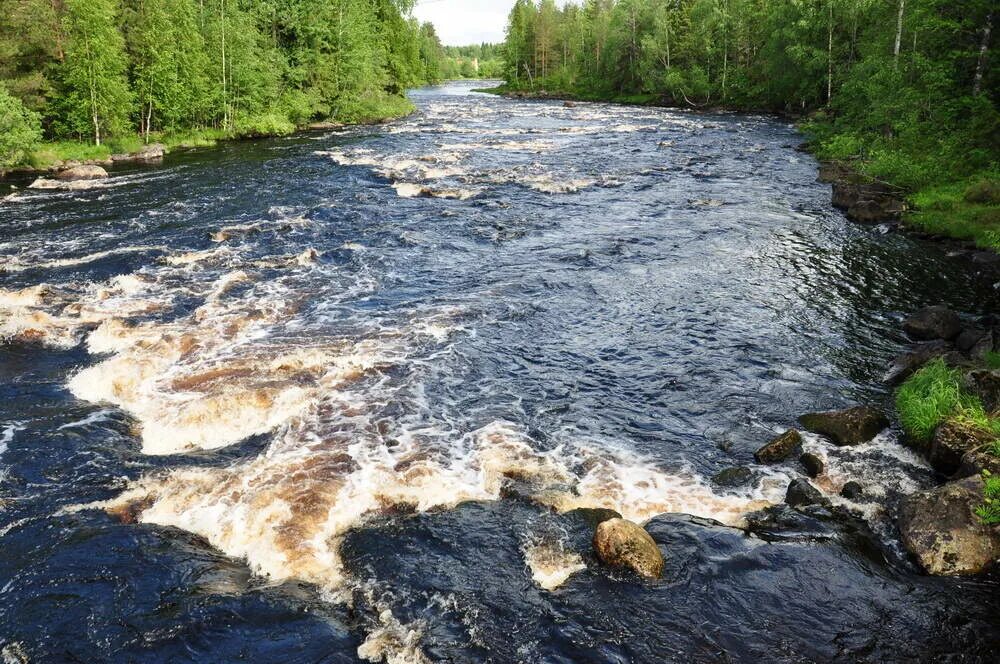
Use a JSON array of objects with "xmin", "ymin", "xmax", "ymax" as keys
[
  {"xmin": 962, "ymin": 369, "xmax": 1000, "ymax": 413},
  {"xmin": 798, "ymin": 406, "xmax": 889, "ymax": 446},
  {"xmin": 898, "ymin": 475, "xmax": 1000, "ymax": 576},
  {"xmin": 563, "ymin": 507, "xmax": 622, "ymax": 530},
  {"xmin": 970, "ymin": 330, "xmax": 997, "ymax": 361},
  {"xmin": 563, "ymin": 101, "xmax": 577, "ymax": 108},
  {"xmin": 593, "ymin": 518, "xmax": 664, "ymax": 579},
  {"xmin": 955, "ymin": 328, "xmax": 987, "ymax": 353},
  {"xmin": 754, "ymin": 429, "xmax": 802, "ymax": 464},
  {"xmin": 840, "ymin": 481, "xmax": 864, "ymax": 501},
  {"xmin": 903, "ymin": 306, "xmax": 962, "ymax": 341},
  {"xmin": 308, "ymin": 121, "xmax": 342, "ymax": 130},
  {"xmin": 55, "ymin": 164, "xmax": 108, "ymax": 181},
  {"xmin": 800, "ymin": 452, "xmax": 825, "ymax": 478},
  {"xmin": 785, "ymin": 479, "xmax": 827, "ymax": 508},
  {"xmin": 711, "ymin": 466, "xmax": 754, "ymax": 487},
  {"xmin": 883, "ymin": 341, "xmax": 951, "ymax": 385},
  {"xmin": 111, "ymin": 143, "xmax": 165, "ymax": 163},
  {"xmin": 929, "ymin": 420, "xmax": 993, "ymax": 476},
  {"xmin": 957, "ymin": 446, "xmax": 1000, "ymax": 478},
  {"xmin": 831, "ymin": 180, "xmax": 902, "ymax": 223}
]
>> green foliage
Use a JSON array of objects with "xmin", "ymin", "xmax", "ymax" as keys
[
  {"xmin": 908, "ymin": 177, "xmax": 1000, "ymax": 251},
  {"xmin": 985, "ymin": 352, "xmax": 1000, "ymax": 371},
  {"xmin": 965, "ymin": 179, "xmax": 1000, "ymax": 205},
  {"xmin": 0, "ymin": 0, "xmax": 443, "ymax": 159},
  {"xmin": 975, "ymin": 471, "xmax": 1000, "ymax": 525},
  {"xmin": 0, "ymin": 84, "xmax": 42, "ymax": 168},
  {"xmin": 895, "ymin": 359, "xmax": 979, "ymax": 443},
  {"xmin": 27, "ymin": 141, "xmax": 112, "ymax": 170}
]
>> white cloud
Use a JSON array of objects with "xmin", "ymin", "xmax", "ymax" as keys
[{"xmin": 411, "ymin": 0, "xmax": 571, "ymax": 46}]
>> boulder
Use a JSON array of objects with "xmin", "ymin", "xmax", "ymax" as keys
[
  {"xmin": 563, "ymin": 101, "xmax": 577, "ymax": 108},
  {"xmin": 840, "ymin": 481, "xmax": 864, "ymax": 500},
  {"xmin": 898, "ymin": 475, "xmax": 1000, "ymax": 576},
  {"xmin": 711, "ymin": 466, "xmax": 754, "ymax": 487},
  {"xmin": 593, "ymin": 518, "xmax": 664, "ymax": 579},
  {"xmin": 963, "ymin": 369, "xmax": 1000, "ymax": 413},
  {"xmin": 955, "ymin": 328, "xmax": 987, "ymax": 353},
  {"xmin": 831, "ymin": 180, "xmax": 902, "ymax": 223},
  {"xmin": 55, "ymin": 164, "xmax": 108, "ymax": 181},
  {"xmin": 563, "ymin": 507, "xmax": 622, "ymax": 530},
  {"xmin": 957, "ymin": 446, "xmax": 1000, "ymax": 479},
  {"xmin": 785, "ymin": 479, "xmax": 826, "ymax": 508},
  {"xmin": 883, "ymin": 341, "xmax": 951, "ymax": 385},
  {"xmin": 754, "ymin": 429, "xmax": 802, "ymax": 463},
  {"xmin": 799, "ymin": 452, "xmax": 825, "ymax": 478},
  {"xmin": 928, "ymin": 420, "xmax": 994, "ymax": 476},
  {"xmin": 798, "ymin": 406, "xmax": 889, "ymax": 446},
  {"xmin": 903, "ymin": 306, "xmax": 962, "ymax": 341},
  {"xmin": 112, "ymin": 143, "xmax": 165, "ymax": 163},
  {"xmin": 970, "ymin": 330, "xmax": 997, "ymax": 361}
]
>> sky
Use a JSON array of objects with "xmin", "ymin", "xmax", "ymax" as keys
[{"xmin": 412, "ymin": 0, "xmax": 568, "ymax": 47}]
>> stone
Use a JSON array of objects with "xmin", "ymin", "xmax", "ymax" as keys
[
  {"xmin": 563, "ymin": 507, "xmax": 622, "ymax": 530},
  {"xmin": 928, "ymin": 421, "xmax": 994, "ymax": 477},
  {"xmin": 711, "ymin": 466, "xmax": 754, "ymax": 487},
  {"xmin": 840, "ymin": 481, "xmax": 864, "ymax": 500},
  {"xmin": 883, "ymin": 341, "xmax": 951, "ymax": 384},
  {"xmin": 957, "ymin": 446, "xmax": 1000, "ymax": 479},
  {"xmin": 55, "ymin": 164, "xmax": 108, "ymax": 181},
  {"xmin": 754, "ymin": 429, "xmax": 802, "ymax": 463},
  {"xmin": 799, "ymin": 452, "xmax": 825, "ymax": 478},
  {"xmin": 798, "ymin": 406, "xmax": 889, "ymax": 446},
  {"xmin": 902, "ymin": 306, "xmax": 963, "ymax": 341},
  {"xmin": 785, "ymin": 479, "xmax": 826, "ymax": 508},
  {"xmin": 955, "ymin": 328, "xmax": 987, "ymax": 353},
  {"xmin": 563, "ymin": 101, "xmax": 577, "ymax": 108},
  {"xmin": 898, "ymin": 475, "xmax": 1000, "ymax": 576},
  {"xmin": 963, "ymin": 369, "xmax": 1000, "ymax": 413},
  {"xmin": 593, "ymin": 518, "xmax": 664, "ymax": 579},
  {"xmin": 111, "ymin": 143, "xmax": 165, "ymax": 163}
]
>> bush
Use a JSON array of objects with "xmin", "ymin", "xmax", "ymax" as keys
[
  {"xmin": 975, "ymin": 472, "xmax": 1000, "ymax": 525},
  {"xmin": 965, "ymin": 179, "xmax": 1000, "ymax": 205},
  {"xmin": 0, "ymin": 85, "xmax": 42, "ymax": 168}
]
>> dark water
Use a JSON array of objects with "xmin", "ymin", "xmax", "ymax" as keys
[{"xmin": 1, "ymin": 81, "xmax": 998, "ymax": 662}]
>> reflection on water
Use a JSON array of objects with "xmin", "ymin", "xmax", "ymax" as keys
[{"xmin": 1, "ymin": 81, "xmax": 998, "ymax": 662}]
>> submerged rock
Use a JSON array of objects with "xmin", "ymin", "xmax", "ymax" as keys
[
  {"xmin": 929, "ymin": 420, "xmax": 994, "ymax": 476},
  {"xmin": 55, "ymin": 164, "xmax": 108, "ymax": 181},
  {"xmin": 754, "ymin": 429, "xmax": 802, "ymax": 463},
  {"xmin": 593, "ymin": 518, "xmax": 663, "ymax": 579},
  {"xmin": 711, "ymin": 466, "xmax": 754, "ymax": 487},
  {"xmin": 903, "ymin": 306, "xmax": 962, "ymax": 341},
  {"xmin": 840, "ymin": 481, "xmax": 864, "ymax": 501},
  {"xmin": 799, "ymin": 452, "xmax": 825, "ymax": 478},
  {"xmin": 563, "ymin": 507, "xmax": 622, "ymax": 530},
  {"xmin": 898, "ymin": 475, "xmax": 1000, "ymax": 576},
  {"xmin": 798, "ymin": 406, "xmax": 889, "ymax": 446},
  {"xmin": 785, "ymin": 479, "xmax": 827, "ymax": 508}
]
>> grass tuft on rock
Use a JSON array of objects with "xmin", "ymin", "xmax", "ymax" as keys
[{"xmin": 896, "ymin": 359, "xmax": 979, "ymax": 443}]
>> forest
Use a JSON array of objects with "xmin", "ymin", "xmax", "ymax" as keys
[
  {"xmin": 0, "ymin": 0, "xmax": 448, "ymax": 167},
  {"xmin": 501, "ymin": 0, "xmax": 998, "ymax": 249}
]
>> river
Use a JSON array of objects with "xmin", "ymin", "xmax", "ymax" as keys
[{"xmin": 1, "ymin": 81, "xmax": 998, "ymax": 662}]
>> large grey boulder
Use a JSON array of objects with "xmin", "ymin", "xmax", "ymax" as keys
[
  {"xmin": 798, "ymin": 406, "xmax": 889, "ymax": 446},
  {"xmin": 55, "ymin": 164, "xmax": 108, "ymax": 181},
  {"xmin": 928, "ymin": 421, "xmax": 993, "ymax": 476},
  {"xmin": 593, "ymin": 518, "xmax": 664, "ymax": 579},
  {"xmin": 898, "ymin": 475, "xmax": 1000, "ymax": 576}
]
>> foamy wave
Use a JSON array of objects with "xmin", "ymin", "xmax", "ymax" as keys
[
  {"xmin": 522, "ymin": 538, "xmax": 586, "ymax": 590},
  {"xmin": 0, "ymin": 245, "xmax": 165, "ymax": 273}
]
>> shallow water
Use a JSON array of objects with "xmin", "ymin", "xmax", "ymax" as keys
[{"xmin": 1, "ymin": 81, "xmax": 998, "ymax": 662}]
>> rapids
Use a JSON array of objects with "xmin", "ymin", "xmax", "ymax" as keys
[{"xmin": 1, "ymin": 81, "xmax": 998, "ymax": 662}]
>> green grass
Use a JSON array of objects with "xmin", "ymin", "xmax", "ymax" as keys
[
  {"xmin": 906, "ymin": 177, "xmax": 1000, "ymax": 251},
  {"xmin": 985, "ymin": 352, "xmax": 1000, "ymax": 370},
  {"xmin": 896, "ymin": 359, "xmax": 979, "ymax": 443},
  {"xmin": 975, "ymin": 471, "xmax": 1000, "ymax": 525},
  {"xmin": 28, "ymin": 141, "xmax": 112, "ymax": 169}
]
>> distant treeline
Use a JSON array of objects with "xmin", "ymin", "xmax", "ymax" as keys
[
  {"xmin": 437, "ymin": 44, "xmax": 504, "ymax": 80},
  {"xmin": 501, "ymin": 0, "xmax": 998, "ymax": 248},
  {"xmin": 0, "ymin": 0, "xmax": 446, "ymax": 160}
]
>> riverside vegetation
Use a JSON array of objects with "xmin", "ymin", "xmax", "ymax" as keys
[
  {"xmin": 0, "ymin": 0, "xmax": 459, "ymax": 171},
  {"xmin": 497, "ymin": 0, "xmax": 999, "ymax": 251}
]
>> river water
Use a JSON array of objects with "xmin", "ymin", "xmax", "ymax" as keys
[{"xmin": 1, "ymin": 81, "xmax": 998, "ymax": 662}]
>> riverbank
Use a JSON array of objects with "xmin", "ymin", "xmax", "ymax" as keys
[
  {"xmin": 1, "ymin": 96, "xmax": 415, "ymax": 179},
  {"xmin": 483, "ymin": 85, "xmax": 999, "ymax": 254}
]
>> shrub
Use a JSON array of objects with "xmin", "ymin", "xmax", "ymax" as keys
[
  {"xmin": 965, "ymin": 179, "xmax": 1000, "ymax": 205},
  {"xmin": 975, "ymin": 472, "xmax": 1000, "ymax": 525},
  {"xmin": 0, "ymin": 85, "xmax": 42, "ymax": 168}
]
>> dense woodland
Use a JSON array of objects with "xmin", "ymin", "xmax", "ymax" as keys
[
  {"xmin": 502, "ymin": 0, "xmax": 998, "ymax": 248},
  {"xmin": 0, "ymin": 0, "xmax": 450, "ymax": 165}
]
